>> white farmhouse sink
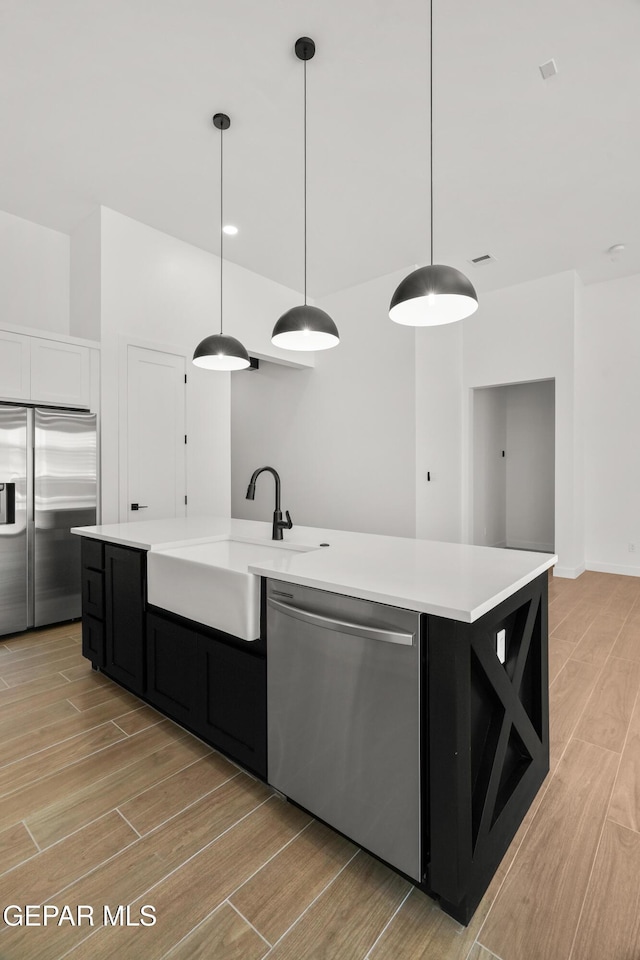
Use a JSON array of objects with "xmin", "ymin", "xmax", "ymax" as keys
[{"xmin": 147, "ymin": 538, "xmax": 318, "ymax": 641}]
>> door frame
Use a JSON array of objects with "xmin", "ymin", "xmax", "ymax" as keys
[
  {"xmin": 117, "ymin": 336, "xmax": 188, "ymax": 523},
  {"xmin": 467, "ymin": 377, "xmax": 556, "ymax": 553}
]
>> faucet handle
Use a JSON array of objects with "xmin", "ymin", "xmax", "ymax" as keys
[{"xmin": 284, "ymin": 510, "xmax": 293, "ymax": 529}]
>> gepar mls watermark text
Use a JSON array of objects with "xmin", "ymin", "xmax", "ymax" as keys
[{"xmin": 2, "ymin": 904, "xmax": 157, "ymax": 927}]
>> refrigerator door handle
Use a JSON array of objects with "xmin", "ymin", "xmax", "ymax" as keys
[{"xmin": 0, "ymin": 482, "xmax": 16, "ymax": 525}]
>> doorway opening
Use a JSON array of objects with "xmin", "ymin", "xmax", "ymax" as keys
[{"xmin": 471, "ymin": 379, "xmax": 555, "ymax": 553}]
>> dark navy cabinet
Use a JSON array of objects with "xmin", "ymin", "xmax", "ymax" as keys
[
  {"xmin": 81, "ymin": 538, "xmax": 105, "ymax": 667},
  {"xmin": 80, "ymin": 536, "xmax": 266, "ymax": 779},
  {"xmin": 146, "ymin": 607, "xmax": 266, "ymax": 779},
  {"xmin": 146, "ymin": 612, "xmax": 199, "ymax": 728},
  {"xmin": 197, "ymin": 630, "xmax": 267, "ymax": 777},
  {"xmin": 81, "ymin": 538, "xmax": 146, "ymax": 696},
  {"xmin": 103, "ymin": 544, "xmax": 146, "ymax": 696}
]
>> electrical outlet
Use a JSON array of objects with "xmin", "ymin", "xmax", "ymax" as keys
[
  {"xmin": 629, "ymin": 543, "xmax": 636, "ymax": 553},
  {"xmin": 496, "ymin": 628, "xmax": 506, "ymax": 664}
]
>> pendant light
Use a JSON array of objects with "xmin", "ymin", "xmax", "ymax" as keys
[
  {"xmin": 389, "ymin": 0, "xmax": 478, "ymax": 327},
  {"xmin": 193, "ymin": 113, "xmax": 250, "ymax": 371},
  {"xmin": 271, "ymin": 38, "xmax": 339, "ymax": 352}
]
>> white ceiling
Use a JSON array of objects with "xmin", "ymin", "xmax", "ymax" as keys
[{"xmin": 2, "ymin": 0, "xmax": 639, "ymax": 298}]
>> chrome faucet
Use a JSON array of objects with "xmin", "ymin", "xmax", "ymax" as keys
[{"xmin": 246, "ymin": 466, "xmax": 293, "ymax": 541}]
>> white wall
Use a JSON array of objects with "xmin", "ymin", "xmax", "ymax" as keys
[
  {"xmin": 472, "ymin": 386, "xmax": 507, "ymax": 547},
  {"xmin": 505, "ymin": 380, "xmax": 555, "ymax": 552},
  {"xmin": 230, "ymin": 269, "xmax": 417, "ymax": 537},
  {"xmin": 415, "ymin": 323, "xmax": 463, "ymax": 543},
  {"xmin": 0, "ymin": 209, "xmax": 69, "ymax": 334},
  {"xmin": 462, "ymin": 271, "xmax": 582, "ymax": 577},
  {"xmin": 70, "ymin": 208, "xmax": 101, "ymax": 341},
  {"xmin": 582, "ymin": 273, "xmax": 640, "ymax": 575},
  {"xmin": 97, "ymin": 208, "xmax": 231, "ymax": 523}
]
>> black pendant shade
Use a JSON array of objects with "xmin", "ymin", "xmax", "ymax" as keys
[
  {"xmin": 389, "ymin": 0, "xmax": 478, "ymax": 328},
  {"xmin": 192, "ymin": 333, "xmax": 250, "ymax": 370},
  {"xmin": 271, "ymin": 38, "xmax": 339, "ymax": 352},
  {"xmin": 193, "ymin": 112, "xmax": 250, "ymax": 372},
  {"xmin": 389, "ymin": 264, "xmax": 478, "ymax": 326},
  {"xmin": 272, "ymin": 304, "xmax": 339, "ymax": 352}
]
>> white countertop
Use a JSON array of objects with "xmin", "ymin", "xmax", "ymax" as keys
[{"xmin": 72, "ymin": 516, "xmax": 556, "ymax": 623}]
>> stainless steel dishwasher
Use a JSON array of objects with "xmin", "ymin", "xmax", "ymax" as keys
[{"xmin": 267, "ymin": 578, "xmax": 422, "ymax": 882}]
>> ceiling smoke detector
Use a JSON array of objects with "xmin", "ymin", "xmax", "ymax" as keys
[
  {"xmin": 468, "ymin": 253, "xmax": 496, "ymax": 267},
  {"xmin": 539, "ymin": 59, "xmax": 558, "ymax": 80}
]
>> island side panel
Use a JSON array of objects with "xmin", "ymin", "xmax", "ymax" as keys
[{"xmin": 427, "ymin": 571, "xmax": 549, "ymax": 924}]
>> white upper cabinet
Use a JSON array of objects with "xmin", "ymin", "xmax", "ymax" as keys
[
  {"xmin": 30, "ymin": 338, "xmax": 91, "ymax": 408},
  {"xmin": 0, "ymin": 327, "xmax": 97, "ymax": 408},
  {"xmin": 0, "ymin": 331, "xmax": 31, "ymax": 400}
]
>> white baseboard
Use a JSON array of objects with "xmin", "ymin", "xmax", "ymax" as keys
[
  {"xmin": 489, "ymin": 540, "xmax": 507, "ymax": 549},
  {"xmin": 586, "ymin": 561, "xmax": 640, "ymax": 578},
  {"xmin": 506, "ymin": 539, "xmax": 555, "ymax": 553},
  {"xmin": 554, "ymin": 563, "xmax": 587, "ymax": 579}
]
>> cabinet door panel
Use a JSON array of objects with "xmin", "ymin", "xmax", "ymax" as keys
[
  {"xmin": 147, "ymin": 613, "xmax": 197, "ymax": 726},
  {"xmin": 82, "ymin": 614, "xmax": 105, "ymax": 667},
  {"xmin": 82, "ymin": 569, "xmax": 104, "ymax": 620},
  {"xmin": 81, "ymin": 537, "xmax": 104, "ymax": 572},
  {"xmin": 197, "ymin": 637, "xmax": 266, "ymax": 778},
  {"xmin": 0, "ymin": 332, "xmax": 30, "ymax": 400},
  {"xmin": 30, "ymin": 339, "xmax": 91, "ymax": 408},
  {"xmin": 104, "ymin": 544, "xmax": 145, "ymax": 695}
]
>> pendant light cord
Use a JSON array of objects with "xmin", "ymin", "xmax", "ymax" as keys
[
  {"xmin": 430, "ymin": 0, "xmax": 434, "ymax": 266},
  {"xmin": 220, "ymin": 122, "xmax": 224, "ymax": 334},
  {"xmin": 303, "ymin": 57, "xmax": 307, "ymax": 305}
]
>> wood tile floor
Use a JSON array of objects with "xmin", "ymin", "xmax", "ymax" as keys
[{"xmin": 0, "ymin": 569, "xmax": 639, "ymax": 959}]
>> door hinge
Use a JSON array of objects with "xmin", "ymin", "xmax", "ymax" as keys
[
  {"xmin": 184, "ymin": 434, "xmax": 187, "ymax": 444},
  {"xmin": 184, "ymin": 374, "xmax": 187, "ymax": 384},
  {"xmin": 184, "ymin": 495, "xmax": 188, "ymax": 506}
]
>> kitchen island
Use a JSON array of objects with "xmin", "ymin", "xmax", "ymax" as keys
[{"xmin": 72, "ymin": 516, "xmax": 556, "ymax": 924}]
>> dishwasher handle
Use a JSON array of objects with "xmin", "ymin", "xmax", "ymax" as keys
[{"xmin": 267, "ymin": 596, "xmax": 415, "ymax": 646}]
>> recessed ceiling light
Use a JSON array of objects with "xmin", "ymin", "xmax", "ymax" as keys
[
  {"xmin": 607, "ymin": 243, "xmax": 625, "ymax": 261},
  {"xmin": 222, "ymin": 224, "xmax": 238, "ymax": 236}
]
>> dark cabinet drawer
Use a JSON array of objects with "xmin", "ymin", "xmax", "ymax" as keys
[
  {"xmin": 82, "ymin": 537, "xmax": 104, "ymax": 572},
  {"xmin": 82, "ymin": 569, "xmax": 104, "ymax": 620},
  {"xmin": 82, "ymin": 614, "xmax": 105, "ymax": 667}
]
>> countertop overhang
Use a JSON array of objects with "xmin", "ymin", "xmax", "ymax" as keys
[{"xmin": 71, "ymin": 516, "xmax": 557, "ymax": 623}]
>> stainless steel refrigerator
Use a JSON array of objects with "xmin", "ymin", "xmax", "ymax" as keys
[{"xmin": 0, "ymin": 405, "xmax": 97, "ymax": 637}]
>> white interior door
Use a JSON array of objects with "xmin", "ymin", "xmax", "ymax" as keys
[{"xmin": 127, "ymin": 346, "xmax": 186, "ymax": 521}]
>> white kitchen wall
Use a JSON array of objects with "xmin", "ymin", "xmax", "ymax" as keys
[
  {"xmin": 472, "ymin": 386, "xmax": 507, "ymax": 547},
  {"xmin": 230, "ymin": 269, "xmax": 417, "ymax": 537},
  {"xmin": 582, "ymin": 272, "xmax": 640, "ymax": 576},
  {"xmin": 461, "ymin": 270, "xmax": 583, "ymax": 577},
  {"xmin": 70, "ymin": 208, "xmax": 101, "ymax": 341},
  {"xmin": 505, "ymin": 380, "xmax": 555, "ymax": 552},
  {"xmin": 0, "ymin": 208, "xmax": 69, "ymax": 333},
  {"xmin": 97, "ymin": 208, "xmax": 231, "ymax": 523},
  {"xmin": 415, "ymin": 323, "xmax": 463, "ymax": 543}
]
